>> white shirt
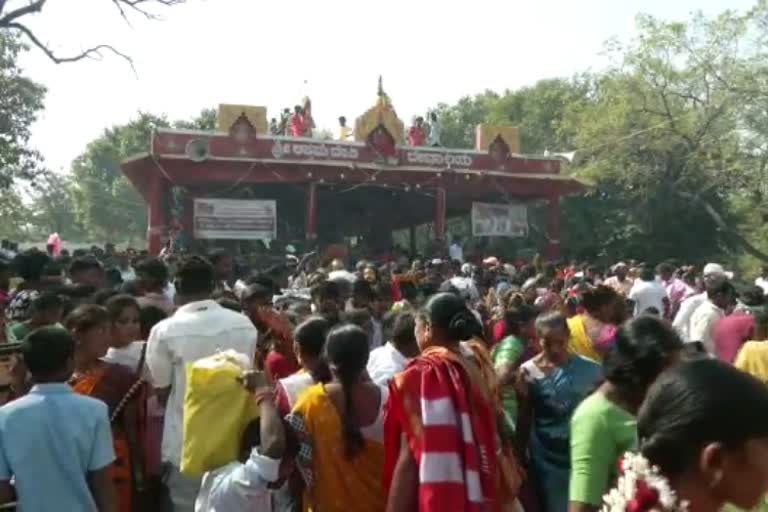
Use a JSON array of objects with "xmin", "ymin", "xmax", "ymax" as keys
[
  {"xmin": 688, "ymin": 299, "xmax": 725, "ymax": 354},
  {"xmin": 449, "ymin": 276, "xmax": 479, "ymax": 302},
  {"xmin": 146, "ymin": 300, "xmax": 258, "ymax": 466},
  {"xmin": 164, "ymin": 282, "xmax": 176, "ymax": 304},
  {"xmin": 673, "ymin": 292, "xmax": 707, "ymax": 341},
  {"xmin": 449, "ymin": 243, "xmax": 464, "ymax": 263},
  {"xmin": 119, "ymin": 267, "xmax": 137, "ymax": 282},
  {"xmin": 367, "ymin": 342, "xmax": 409, "ymax": 386},
  {"xmin": 756, "ymin": 277, "xmax": 768, "ymax": 296},
  {"xmin": 102, "ymin": 341, "xmax": 145, "ymax": 374},
  {"xmin": 194, "ymin": 448, "xmax": 279, "ymax": 512},
  {"xmin": 427, "ymin": 120, "xmax": 442, "ymax": 146},
  {"xmin": 629, "ymin": 279, "xmax": 667, "ymax": 317}
]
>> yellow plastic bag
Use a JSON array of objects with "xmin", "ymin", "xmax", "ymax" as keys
[{"xmin": 180, "ymin": 351, "xmax": 258, "ymax": 476}]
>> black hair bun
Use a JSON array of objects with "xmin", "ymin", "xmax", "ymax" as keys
[{"xmin": 448, "ymin": 310, "xmax": 477, "ymax": 341}]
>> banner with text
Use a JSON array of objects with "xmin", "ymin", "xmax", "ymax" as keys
[
  {"xmin": 471, "ymin": 202, "xmax": 528, "ymax": 237},
  {"xmin": 194, "ymin": 198, "xmax": 276, "ymax": 240}
]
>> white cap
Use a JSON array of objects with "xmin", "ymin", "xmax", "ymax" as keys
[{"xmin": 703, "ymin": 263, "xmax": 734, "ymax": 280}]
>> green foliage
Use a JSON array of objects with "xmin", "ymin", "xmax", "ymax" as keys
[
  {"xmin": 70, "ymin": 112, "xmax": 169, "ymax": 243},
  {"xmin": 173, "ymin": 108, "xmax": 216, "ymax": 130},
  {"xmin": 434, "ymin": 5, "xmax": 768, "ymax": 266},
  {"xmin": 0, "ymin": 33, "xmax": 45, "ymax": 188},
  {"xmin": 68, "ymin": 109, "xmax": 219, "ymax": 243},
  {"xmin": 0, "ymin": 187, "xmax": 31, "ymax": 239},
  {"xmin": 27, "ymin": 173, "xmax": 86, "ymax": 240}
]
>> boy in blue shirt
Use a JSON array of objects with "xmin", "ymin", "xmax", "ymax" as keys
[{"xmin": 0, "ymin": 327, "xmax": 116, "ymax": 511}]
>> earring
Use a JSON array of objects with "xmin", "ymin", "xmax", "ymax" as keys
[{"xmin": 710, "ymin": 470, "xmax": 724, "ymax": 488}]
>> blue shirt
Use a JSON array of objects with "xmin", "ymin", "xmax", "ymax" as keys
[{"xmin": 0, "ymin": 383, "xmax": 115, "ymax": 512}]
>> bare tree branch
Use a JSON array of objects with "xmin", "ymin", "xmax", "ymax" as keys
[
  {"xmin": 0, "ymin": 0, "xmax": 47, "ymax": 26},
  {"xmin": 5, "ymin": 21, "xmax": 136, "ymax": 75},
  {"xmin": 1, "ymin": 0, "xmax": 184, "ymax": 70},
  {"xmin": 113, "ymin": 0, "xmax": 185, "ymax": 21}
]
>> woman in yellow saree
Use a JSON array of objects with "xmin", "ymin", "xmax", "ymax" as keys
[
  {"xmin": 287, "ymin": 324, "xmax": 386, "ymax": 512},
  {"xmin": 567, "ymin": 286, "xmax": 626, "ymax": 362}
]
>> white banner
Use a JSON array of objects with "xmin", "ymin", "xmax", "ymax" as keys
[
  {"xmin": 471, "ymin": 202, "xmax": 528, "ymax": 237},
  {"xmin": 194, "ymin": 198, "xmax": 276, "ymax": 240}
]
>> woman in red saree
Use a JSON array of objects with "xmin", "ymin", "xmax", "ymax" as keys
[
  {"xmin": 65, "ymin": 304, "xmax": 147, "ymax": 512},
  {"xmin": 384, "ymin": 292, "xmax": 520, "ymax": 512}
]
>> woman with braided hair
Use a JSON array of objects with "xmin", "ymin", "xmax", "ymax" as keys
[{"xmin": 286, "ymin": 324, "xmax": 387, "ymax": 511}]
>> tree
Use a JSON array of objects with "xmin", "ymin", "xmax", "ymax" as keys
[
  {"xmin": 69, "ymin": 108, "xmax": 218, "ymax": 243},
  {"xmin": 560, "ymin": 6, "xmax": 768, "ymax": 263},
  {"xmin": 173, "ymin": 108, "xmax": 216, "ymax": 130},
  {"xmin": 432, "ymin": 91, "xmax": 499, "ymax": 148},
  {"xmin": 0, "ymin": 0, "xmax": 185, "ymax": 67},
  {"xmin": 26, "ymin": 173, "xmax": 86, "ymax": 240},
  {"xmin": 0, "ymin": 33, "xmax": 45, "ymax": 188},
  {"xmin": 431, "ymin": 5, "xmax": 768, "ymax": 266},
  {"xmin": 70, "ymin": 112, "xmax": 168, "ymax": 243},
  {"xmin": 431, "ymin": 79, "xmax": 593, "ymax": 254},
  {"xmin": 0, "ymin": 187, "xmax": 30, "ymax": 239}
]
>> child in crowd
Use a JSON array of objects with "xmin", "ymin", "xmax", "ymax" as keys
[
  {"xmin": 195, "ymin": 371, "xmax": 296, "ymax": 511},
  {"xmin": 0, "ymin": 327, "xmax": 116, "ymax": 510}
]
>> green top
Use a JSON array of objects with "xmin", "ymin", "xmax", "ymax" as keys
[
  {"xmin": 10, "ymin": 322, "xmax": 65, "ymax": 341},
  {"xmin": 491, "ymin": 335, "xmax": 526, "ymax": 436},
  {"xmin": 721, "ymin": 496, "xmax": 768, "ymax": 512},
  {"xmin": 569, "ymin": 392, "xmax": 637, "ymax": 506}
]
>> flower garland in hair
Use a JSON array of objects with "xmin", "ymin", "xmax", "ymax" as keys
[{"xmin": 602, "ymin": 452, "xmax": 689, "ymax": 512}]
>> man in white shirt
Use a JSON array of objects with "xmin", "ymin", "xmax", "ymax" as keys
[
  {"xmin": 449, "ymin": 237, "xmax": 464, "ymax": 264},
  {"xmin": 628, "ymin": 266, "xmax": 667, "ymax": 317},
  {"xmin": 688, "ymin": 278, "xmax": 736, "ymax": 354},
  {"xmin": 673, "ymin": 263, "xmax": 731, "ymax": 341},
  {"xmin": 195, "ymin": 385, "xmax": 292, "ymax": 512},
  {"xmin": 147, "ymin": 255, "xmax": 258, "ymax": 511},
  {"xmin": 367, "ymin": 312, "xmax": 420, "ymax": 385}
]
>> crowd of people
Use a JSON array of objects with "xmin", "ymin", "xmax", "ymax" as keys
[{"xmin": 0, "ymin": 244, "xmax": 767, "ymax": 512}]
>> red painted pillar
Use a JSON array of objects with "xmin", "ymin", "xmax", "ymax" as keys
[
  {"xmin": 434, "ymin": 187, "xmax": 446, "ymax": 242},
  {"xmin": 147, "ymin": 176, "xmax": 168, "ymax": 255},
  {"xmin": 545, "ymin": 193, "xmax": 562, "ymax": 260},
  {"xmin": 306, "ymin": 182, "xmax": 318, "ymax": 241}
]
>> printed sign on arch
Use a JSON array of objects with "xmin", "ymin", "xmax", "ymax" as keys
[{"xmin": 471, "ymin": 202, "xmax": 528, "ymax": 237}]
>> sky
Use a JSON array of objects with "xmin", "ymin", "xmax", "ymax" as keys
[{"xmin": 14, "ymin": 0, "xmax": 758, "ymax": 172}]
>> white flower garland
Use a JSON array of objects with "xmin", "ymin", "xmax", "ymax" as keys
[{"xmin": 602, "ymin": 452, "xmax": 689, "ymax": 512}]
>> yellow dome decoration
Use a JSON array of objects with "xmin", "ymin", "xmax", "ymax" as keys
[{"xmin": 354, "ymin": 76, "xmax": 405, "ymax": 143}]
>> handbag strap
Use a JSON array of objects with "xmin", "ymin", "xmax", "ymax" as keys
[
  {"xmin": 110, "ymin": 343, "xmax": 148, "ymax": 424},
  {"xmin": 110, "ymin": 379, "xmax": 143, "ymax": 423}
]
